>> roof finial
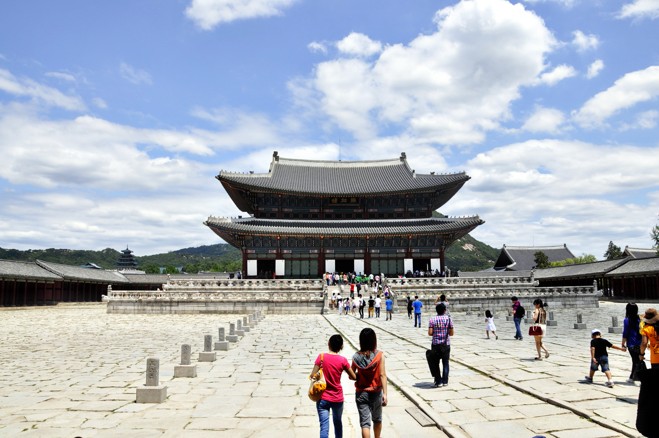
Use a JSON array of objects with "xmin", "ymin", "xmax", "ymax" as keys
[
  {"xmin": 273, "ymin": 151, "xmax": 279, "ymax": 161},
  {"xmin": 400, "ymin": 152, "xmax": 406, "ymax": 161}
]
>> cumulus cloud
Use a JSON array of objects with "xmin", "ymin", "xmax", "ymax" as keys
[
  {"xmin": 295, "ymin": 0, "xmax": 556, "ymax": 145},
  {"xmin": 185, "ymin": 0, "xmax": 298, "ymax": 30},
  {"xmin": 521, "ymin": 106, "xmax": 566, "ymax": 133},
  {"xmin": 537, "ymin": 64, "xmax": 577, "ymax": 86},
  {"xmin": 336, "ymin": 33, "xmax": 383, "ymax": 57},
  {"xmin": 119, "ymin": 62, "xmax": 153, "ymax": 85},
  {"xmin": 571, "ymin": 30, "xmax": 599, "ymax": 52},
  {"xmin": 0, "ymin": 68, "xmax": 85, "ymax": 111},
  {"xmin": 618, "ymin": 0, "xmax": 659, "ymax": 20},
  {"xmin": 459, "ymin": 139, "xmax": 659, "ymax": 255},
  {"xmin": 573, "ymin": 65, "xmax": 659, "ymax": 127},
  {"xmin": 586, "ymin": 59, "xmax": 604, "ymax": 79}
]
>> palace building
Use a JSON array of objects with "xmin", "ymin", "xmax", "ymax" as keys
[{"xmin": 205, "ymin": 152, "xmax": 484, "ymax": 278}]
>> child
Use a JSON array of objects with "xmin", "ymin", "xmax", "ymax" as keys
[
  {"xmin": 485, "ymin": 310, "xmax": 498, "ymax": 339},
  {"xmin": 310, "ymin": 335, "xmax": 357, "ymax": 438},
  {"xmin": 585, "ymin": 329, "xmax": 626, "ymax": 387},
  {"xmin": 352, "ymin": 328, "xmax": 388, "ymax": 438},
  {"xmin": 385, "ymin": 295, "xmax": 393, "ymax": 321}
]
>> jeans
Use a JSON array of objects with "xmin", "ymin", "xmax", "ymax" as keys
[
  {"xmin": 628, "ymin": 345, "xmax": 642, "ymax": 379},
  {"xmin": 375, "ymin": 307, "xmax": 380, "ymax": 318},
  {"xmin": 317, "ymin": 399, "xmax": 344, "ymax": 438},
  {"xmin": 431, "ymin": 344, "xmax": 451, "ymax": 384},
  {"xmin": 514, "ymin": 318, "xmax": 522, "ymax": 339},
  {"xmin": 414, "ymin": 313, "xmax": 422, "ymax": 327}
]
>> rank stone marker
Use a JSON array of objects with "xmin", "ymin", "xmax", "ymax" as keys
[
  {"xmin": 608, "ymin": 316, "xmax": 623, "ymax": 334},
  {"xmin": 214, "ymin": 327, "xmax": 229, "ymax": 351},
  {"xmin": 226, "ymin": 323, "xmax": 239, "ymax": 343},
  {"xmin": 136, "ymin": 358, "xmax": 167, "ymax": 403},
  {"xmin": 198, "ymin": 335, "xmax": 217, "ymax": 362},
  {"xmin": 547, "ymin": 311, "xmax": 558, "ymax": 327},
  {"xmin": 174, "ymin": 344, "xmax": 197, "ymax": 378},
  {"xmin": 574, "ymin": 313, "xmax": 587, "ymax": 329},
  {"xmin": 235, "ymin": 319, "xmax": 245, "ymax": 337},
  {"xmin": 242, "ymin": 316, "xmax": 250, "ymax": 332}
]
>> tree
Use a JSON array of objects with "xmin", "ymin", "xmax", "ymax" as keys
[
  {"xmin": 652, "ymin": 224, "xmax": 659, "ymax": 255},
  {"xmin": 142, "ymin": 263, "xmax": 161, "ymax": 274},
  {"xmin": 603, "ymin": 241, "xmax": 623, "ymax": 260},
  {"xmin": 533, "ymin": 251, "xmax": 550, "ymax": 269},
  {"xmin": 550, "ymin": 254, "xmax": 597, "ymax": 267}
]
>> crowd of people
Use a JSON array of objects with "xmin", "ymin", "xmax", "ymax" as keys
[{"xmin": 314, "ymin": 287, "xmax": 659, "ymax": 437}]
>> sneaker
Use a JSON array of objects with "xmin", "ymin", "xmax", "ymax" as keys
[
  {"xmin": 626, "ymin": 378, "xmax": 635, "ymax": 384},
  {"xmin": 605, "ymin": 381, "xmax": 614, "ymax": 388},
  {"xmin": 584, "ymin": 376, "xmax": 593, "ymax": 383}
]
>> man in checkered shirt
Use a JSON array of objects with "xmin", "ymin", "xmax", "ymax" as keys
[{"xmin": 428, "ymin": 303, "xmax": 454, "ymax": 387}]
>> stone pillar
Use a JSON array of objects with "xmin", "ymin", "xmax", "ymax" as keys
[
  {"xmin": 199, "ymin": 335, "xmax": 217, "ymax": 362},
  {"xmin": 608, "ymin": 316, "xmax": 623, "ymax": 334},
  {"xmin": 215, "ymin": 327, "xmax": 229, "ymax": 351},
  {"xmin": 574, "ymin": 313, "xmax": 587, "ymax": 329},
  {"xmin": 226, "ymin": 323, "xmax": 239, "ymax": 343},
  {"xmin": 136, "ymin": 358, "xmax": 167, "ymax": 403},
  {"xmin": 547, "ymin": 311, "xmax": 558, "ymax": 327},
  {"xmin": 174, "ymin": 344, "xmax": 197, "ymax": 378},
  {"xmin": 247, "ymin": 314, "xmax": 255, "ymax": 328},
  {"xmin": 242, "ymin": 316, "xmax": 250, "ymax": 332},
  {"xmin": 235, "ymin": 319, "xmax": 245, "ymax": 337}
]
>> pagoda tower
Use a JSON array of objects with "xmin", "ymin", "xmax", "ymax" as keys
[
  {"xmin": 205, "ymin": 152, "xmax": 483, "ymax": 279},
  {"xmin": 116, "ymin": 246, "xmax": 138, "ymax": 270}
]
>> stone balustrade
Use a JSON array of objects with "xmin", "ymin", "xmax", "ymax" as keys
[
  {"xmin": 386, "ymin": 276, "xmax": 536, "ymax": 288},
  {"xmin": 163, "ymin": 278, "xmax": 324, "ymax": 290}
]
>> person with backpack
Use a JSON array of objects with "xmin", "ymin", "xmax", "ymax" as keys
[
  {"xmin": 352, "ymin": 328, "xmax": 388, "ymax": 438},
  {"xmin": 511, "ymin": 296, "xmax": 525, "ymax": 340},
  {"xmin": 639, "ymin": 307, "xmax": 659, "ymax": 369}
]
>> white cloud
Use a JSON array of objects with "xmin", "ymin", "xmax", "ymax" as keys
[
  {"xmin": 185, "ymin": 0, "xmax": 298, "ymax": 30},
  {"xmin": 586, "ymin": 59, "xmax": 604, "ymax": 79},
  {"xmin": 538, "ymin": 64, "xmax": 577, "ymax": 86},
  {"xmin": 618, "ymin": 0, "xmax": 659, "ymax": 20},
  {"xmin": 521, "ymin": 106, "xmax": 565, "ymax": 133},
  {"xmin": 307, "ymin": 41, "xmax": 327, "ymax": 54},
  {"xmin": 573, "ymin": 65, "xmax": 659, "ymax": 127},
  {"xmin": 45, "ymin": 71, "xmax": 77, "ymax": 82},
  {"xmin": 0, "ymin": 68, "xmax": 85, "ymax": 111},
  {"xmin": 296, "ymin": 0, "xmax": 556, "ymax": 145},
  {"xmin": 92, "ymin": 97, "xmax": 108, "ymax": 109},
  {"xmin": 460, "ymin": 139, "xmax": 659, "ymax": 256},
  {"xmin": 336, "ymin": 33, "xmax": 383, "ymax": 58},
  {"xmin": 620, "ymin": 110, "xmax": 659, "ymax": 130},
  {"xmin": 523, "ymin": 0, "xmax": 577, "ymax": 7},
  {"xmin": 119, "ymin": 62, "xmax": 153, "ymax": 86},
  {"xmin": 571, "ymin": 30, "xmax": 599, "ymax": 52}
]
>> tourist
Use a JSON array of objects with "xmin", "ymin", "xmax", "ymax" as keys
[
  {"xmin": 310, "ymin": 334, "xmax": 357, "ymax": 438},
  {"xmin": 336, "ymin": 292, "xmax": 342, "ymax": 315},
  {"xmin": 351, "ymin": 328, "xmax": 387, "ymax": 438},
  {"xmin": 385, "ymin": 295, "xmax": 393, "ymax": 321},
  {"xmin": 531, "ymin": 298, "xmax": 550, "ymax": 360},
  {"xmin": 406, "ymin": 296, "xmax": 413, "ymax": 319},
  {"xmin": 428, "ymin": 303, "xmax": 454, "ymax": 387},
  {"xmin": 368, "ymin": 296, "xmax": 375, "ymax": 318},
  {"xmin": 412, "ymin": 295, "xmax": 423, "ymax": 328},
  {"xmin": 358, "ymin": 294, "xmax": 365, "ymax": 319},
  {"xmin": 352, "ymin": 295, "xmax": 359, "ymax": 316},
  {"xmin": 434, "ymin": 294, "xmax": 450, "ymax": 315},
  {"xmin": 484, "ymin": 310, "xmax": 498, "ymax": 340},
  {"xmin": 374, "ymin": 295, "xmax": 381, "ymax": 318},
  {"xmin": 622, "ymin": 303, "xmax": 642, "ymax": 382},
  {"xmin": 584, "ymin": 329, "xmax": 626, "ymax": 387},
  {"xmin": 511, "ymin": 296, "xmax": 524, "ymax": 340},
  {"xmin": 640, "ymin": 308, "xmax": 659, "ymax": 369},
  {"xmin": 344, "ymin": 298, "xmax": 351, "ymax": 316}
]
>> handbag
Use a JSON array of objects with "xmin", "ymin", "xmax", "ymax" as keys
[
  {"xmin": 308, "ymin": 353, "xmax": 327, "ymax": 402},
  {"xmin": 528, "ymin": 324, "xmax": 543, "ymax": 336}
]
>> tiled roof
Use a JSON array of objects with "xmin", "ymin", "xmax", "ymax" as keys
[
  {"xmin": 623, "ymin": 246, "xmax": 658, "ymax": 259},
  {"xmin": 606, "ymin": 257, "xmax": 659, "ymax": 276},
  {"xmin": 37, "ymin": 260, "xmax": 129, "ymax": 283},
  {"xmin": 533, "ymin": 258, "xmax": 628, "ymax": 279},
  {"xmin": 218, "ymin": 153, "xmax": 470, "ymax": 196},
  {"xmin": 0, "ymin": 259, "xmax": 61, "ymax": 280},
  {"xmin": 494, "ymin": 244, "xmax": 575, "ymax": 271},
  {"xmin": 123, "ymin": 273, "xmax": 169, "ymax": 283},
  {"xmin": 206, "ymin": 216, "xmax": 483, "ymax": 237}
]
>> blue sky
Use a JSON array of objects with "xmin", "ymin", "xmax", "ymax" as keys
[{"xmin": 1, "ymin": 0, "xmax": 658, "ymax": 260}]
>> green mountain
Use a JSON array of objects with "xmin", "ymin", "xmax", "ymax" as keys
[{"xmin": 0, "ymin": 235, "xmax": 497, "ymax": 273}]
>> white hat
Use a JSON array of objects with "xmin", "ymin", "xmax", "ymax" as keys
[{"xmin": 591, "ymin": 329, "xmax": 601, "ymax": 335}]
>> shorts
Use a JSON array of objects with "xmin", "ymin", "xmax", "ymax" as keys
[
  {"xmin": 590, "ymin": 355, "xmax": 610, "ymax": 372},
  {"xmin": 355, "ymin": 391, "xmax": 382, "ymax": 428}
]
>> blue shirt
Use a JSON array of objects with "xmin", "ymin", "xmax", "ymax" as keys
[
  {"xmin": 623, "ymin": 317, "xmax": 642, "ymax": 347},
  {"xmin": 385, "ymin": 299, "xmax": 393, "ymax": 311},
  {"xmin": 412, "ymin": 299, "xmax": 423, "ymax": 314}
]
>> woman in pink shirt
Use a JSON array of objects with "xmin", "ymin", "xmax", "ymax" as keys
[{"xmin": 310, "ymin": 335, "xmax": 357, "ymax": 438}]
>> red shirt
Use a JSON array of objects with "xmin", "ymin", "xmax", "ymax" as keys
[{"xmin": 315, "ymin": 353, "xmax": 350, "ymax": 402}]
